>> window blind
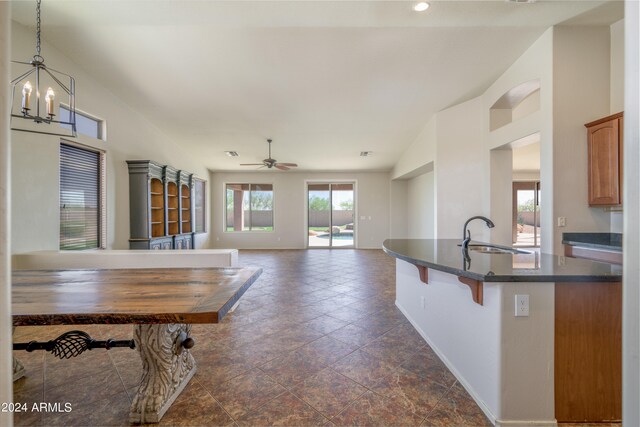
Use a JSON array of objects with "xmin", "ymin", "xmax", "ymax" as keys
[
  {"xmin": 194, "ymin": 179, "xmax": 206, "ymax": 233},
  {"xmin": 60, "ymin": 143, "xmax": 101, "ymax": 250}
]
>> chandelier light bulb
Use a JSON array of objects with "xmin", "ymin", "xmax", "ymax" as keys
[
  {"xmin": 22, "ymin": 81, "xmax": 33, "ymax": 111},
  {"xmin": 45, "ymin": 87, "xmax": 55, "ymax": 116}
]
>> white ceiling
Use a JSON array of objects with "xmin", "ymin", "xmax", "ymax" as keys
[{"xmin": 10, "ymin": 0, "xmax": 623, "ymax": 172}]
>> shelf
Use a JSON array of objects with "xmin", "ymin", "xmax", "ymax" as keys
[
  {"xmin": 168, "ymin": 208, "xmax": 177, "ymax": 210},
  {"xmin": 150, "ymin": 192, "xmax": 163, "ymax": 196},
  {"xmin": 151, "ymin": 207, "xmax": 163, "ymax": 210},
  {"xmin": 151, "ymin": 221, "xmax": 163, "ymax": 225}
]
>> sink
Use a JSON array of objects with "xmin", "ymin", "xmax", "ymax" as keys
[{"xmin": 462, "ymin": 244, "xmax": 530, "ymax": 255}]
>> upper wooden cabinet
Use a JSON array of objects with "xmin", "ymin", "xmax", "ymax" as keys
[{"xmin": 585, "ymin": 112, "xmax": 623, "ymax": 206}]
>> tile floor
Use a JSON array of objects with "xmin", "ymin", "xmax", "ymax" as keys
[{"xmin": 10, "ymin": 250, "xmax": 613, "ymax": 426}]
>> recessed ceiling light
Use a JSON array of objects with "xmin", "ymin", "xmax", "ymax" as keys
[
  {"xmin": 360, "ymin": 151, "xmax": 373, "ymax": 157},
  {"xmin": 414, "ymin": 2, "xmax": 430, "ymax": 12},
  {"xmin": 506, "ymin": 0, "xmax": 536, "ymax": 3},
  {"xmin": 225, "ymin": 151, "xmax": 239, "ymax": 157}
]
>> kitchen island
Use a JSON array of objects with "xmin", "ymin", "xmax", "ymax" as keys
[{"xmin": 383, "ymin": 239, "xmax": 622, "ymax": 427}]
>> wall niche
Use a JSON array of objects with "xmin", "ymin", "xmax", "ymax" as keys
[{"xmin": 490, "ymin": 79, "xmax": 541, "ymax": 131}]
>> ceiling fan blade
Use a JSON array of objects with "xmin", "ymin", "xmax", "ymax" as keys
[
  {"xmin": 275, "ymin": 164, "xmax": 290, "ymax": 171},
  {"xmin": 240, "ymin": 163, "xmax": 265, "ymax": 166},
  {"xmin": 277, "ymin": 163, "xmax": 298, "ymax": 167}
]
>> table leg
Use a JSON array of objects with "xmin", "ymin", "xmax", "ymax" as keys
[
  {"xmin": 129, "ymin": 324, "xmax": 196, "ymax": 424},
  {"xmin": 12, "ymin": 327, "xmax": 25, "ymax": 381}
]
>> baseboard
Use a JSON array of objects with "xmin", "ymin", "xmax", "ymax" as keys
[
  {"xmin": 395, "ymin": 300, "xmax": 558, "ymax": 427},
  {"xmin": 495, "ymin": 420, "xmax": 557, "ymax": 427}
]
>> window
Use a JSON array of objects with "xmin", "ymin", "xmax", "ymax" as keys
[
  {"xmin": 60, "ymin": 142, "xmax": 106, "ymax": 250},
  {"xmin": 225, "ymin": 184, "xmax": 273, "ymax": 231},
  {"xmin": 60, "ymin": 105, "xmax": 106, "ymax": 140},
  {"xmin": 194, "ymin": 178, "xmax": 206, "ymax": 233}
]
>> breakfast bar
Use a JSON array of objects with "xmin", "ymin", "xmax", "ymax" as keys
[
  {"xmin": 383, "ymin": 239, "xmax": 622, "ymax": 426},
  {"xmin": 11, "ymin": 267, "xmax": 262, "ymax": 424}
]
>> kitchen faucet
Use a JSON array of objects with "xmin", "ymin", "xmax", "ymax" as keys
[{"xmin": 462, "ymin": 216, "xmax": 495, "ymax": 249}]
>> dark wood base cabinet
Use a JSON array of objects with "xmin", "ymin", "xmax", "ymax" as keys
[{"xmin": 555, "ymin": 281, "xmax": 622, "ymax": 422}]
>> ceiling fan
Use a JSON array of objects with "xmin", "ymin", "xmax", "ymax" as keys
[{"xmin": 240, "ymin": 139, "xmax": 298, "ymax": 171}]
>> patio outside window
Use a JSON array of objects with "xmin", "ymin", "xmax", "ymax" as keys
[{"xmin": 225, "ymin": 183, "xmax": 273, "ymax": 231}]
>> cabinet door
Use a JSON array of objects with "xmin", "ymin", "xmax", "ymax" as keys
[{"xmin": 587, "ymin": 118, "xmax": 620, "ymax": 206}]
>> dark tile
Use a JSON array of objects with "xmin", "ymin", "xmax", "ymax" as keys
[
  {"xmin": 236, "ymin": 391, "xmax": 327, "ymax": 426},
  {"xmin": 296, "ymin": 336, "xmax": 359, "ymax": 365},
  {"xmin": 332, "ymin": 350, "xmax": 400, "ymax": 388},
  {"xmin": 42, "ymin": 390, "xmax": 130, "ymax": 426},
  {"xmin": 331, "ymin": 390, "xmax": 424, "ymax": 426},
  {"xmin": 371, "ymin": 367, "xmax": 449, "ymax": 417},
  {"xmin": 45, "ymin": 366, "xmax": 126, "ymax": 407},
  {"xmin": 328, "ymin": 324, "xmax": 383, "ymax": 347},
  {"xmin": 290, "ymin": 368, "xmax": 367, "ymax": 418},
  {"xmin": 208, "ymin": 368, "xmax": 287, "ymax": 420},
  {"xmin": 400, "ymin": 350, "xmax": 457, "ymax": 388},
  {"xmin": 260, "ymin": 351, "xmax": 327, "ymax": 387},
  {"xmin": 422, "ymin": 382, "xmax": 492, "ymax": 427},
  {"xmin": 159, "ymin": 380, "xmax": 234, "ymax": 426},
  {"xmin": 302, "ymin": 316, "xmax": 350, "ymax": 335}
]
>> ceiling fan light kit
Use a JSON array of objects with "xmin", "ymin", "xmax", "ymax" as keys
[{"xmin": 240, "ymin": 139, "xmax": 298, "ymax": 171}]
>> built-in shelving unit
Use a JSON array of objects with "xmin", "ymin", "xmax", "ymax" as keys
[{"xmin": 126, "ymin": 160, "xmax": 196, "ymax": 250}]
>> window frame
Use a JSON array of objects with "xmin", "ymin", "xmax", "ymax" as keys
[
  {"xmin": 224, "ymin": 182, "xmax": 275, "ymax": 233},
  {"xmin": 59, "ymin": 104, "xmax": 107, "ymax": 141},
  {"xmin": 193, "ymin": 177, "xmax": 207, "ymax": 234},
  {"xmin": 59, "ymin": 140, "xmax": 106, "ymax": 250}
]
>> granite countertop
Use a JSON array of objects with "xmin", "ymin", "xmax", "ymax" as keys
[
  {"xmin": 383, "ymin": 239, "xmax": 622, "ymax": 283},
  {"xmin": 562, "ymin": 232, "xmax": 622, "ymax": 252}
]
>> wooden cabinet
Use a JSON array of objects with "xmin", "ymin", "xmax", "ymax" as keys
[
  {"xmin": 555, "ymin": 281, "xmax": 622, "ymax": 422},
  {"xmin": 585, "ymin": 112, "xmax": 623, "ymax": 206},
  {"xmin": 127, "ymin": 160, "xmax": 195, "ymax": 250}
]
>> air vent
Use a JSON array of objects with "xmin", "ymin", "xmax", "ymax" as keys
[
  {"xmin": 225, "ymin": 151, "xmax": 239, "ymax": 157},
  {"xmin": 360, "ymin": 151, "xmax": 373, "ymax": 157}
]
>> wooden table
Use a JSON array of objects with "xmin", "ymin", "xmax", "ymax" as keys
[{"xmin": 12, "ymin": 267, "xmax": 262, "ymax": 424}]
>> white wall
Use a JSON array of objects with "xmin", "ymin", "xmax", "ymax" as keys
[
  {"xmin": 392, "ymin": 117, "xmax": 436, "ymax": 180},
  {"xmin": 395, "ymin": 262, "xmax": 555, "ymax": 425},
  {"xmin": 389, "ymin": 179, "xmax": 408, "ymax": 238},
  {"xmin": 610, "ymin": 18, "xmax": 624, "ymax": 234},
  {"xmin": 0, "ymin": 3, "xmax": 13, "ymax": 426},
  {"xmin": 552, "ymin": 26, "xmax": 611, "ymax": 253},
  {"xmin": 210, "ymin": 171, "xmax": 390, "ymax": 249},
  {"xmin": 406, "ymin": 172, "xmax": 434, "ymax": 239},
  {"xmin": 10, "ymin": 22, "xmax": 212, "ymax": 253},
  {"xmin": 435, "ymin": 97, "xmax": 490, "ymax": 240},
  {"xmin": 484, "ymin": 29, "xmax": 554, "ymax": 253},
  {"xmin": 623, "ymin": 2, "xmax": 640, "ymax": 425}
]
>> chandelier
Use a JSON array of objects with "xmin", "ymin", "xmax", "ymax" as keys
[{"xmin": 10, "ymin": 0, "xmax": 76, "ymax": 137}]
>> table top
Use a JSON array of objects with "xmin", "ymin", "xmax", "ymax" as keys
[{"xmin": 12, "ymin": 267, "xmax": 262, "ymax": 326}]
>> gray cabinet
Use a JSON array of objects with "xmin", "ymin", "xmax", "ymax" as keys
[{"xmin": 126, "ymin": 160, "xmax": 195, "ymax": 250}]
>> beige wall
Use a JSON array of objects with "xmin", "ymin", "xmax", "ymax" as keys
[
  {"xmin": 610, "ymin": 18, "xmax": 624, "ymax": 234},
  {"xmin": 210, "ymin": 171, "xmax": 390, "ymax": 249},
  {"xmin": 10, "ymin": 22, "xmax": 211, "ymax": 253},
  {"xmin": 406, "ymin": 172, "xmax": 434, "ymax": 239},
  {"xmin": 552, "ymin": 26, "xmax": 612, "ymax": 253},
  {"xmin": 0, "ymin": 3, "xmax": 13, "ymax": 426}
]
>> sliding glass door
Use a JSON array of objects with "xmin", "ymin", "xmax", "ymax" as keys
[{"xmin": 307, "ymin": 183, "xmax": 354, "ymax": 248}]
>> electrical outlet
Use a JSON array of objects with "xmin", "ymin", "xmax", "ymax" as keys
[
  {"xmin": 515, "ymin": 295, "xmax": 529, "ymax": 317},
  {"xmin": 420, "ymin": 296, "xmax": 425, "ymax": 309},
  {"xmin": 557, "ymin": 217, "xmax": 566, "ymax": 227}
]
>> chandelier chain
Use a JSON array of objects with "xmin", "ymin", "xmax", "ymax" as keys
[{"xmin": 35, "ymin": 0, "xmax": 41, "ymax": 57}]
